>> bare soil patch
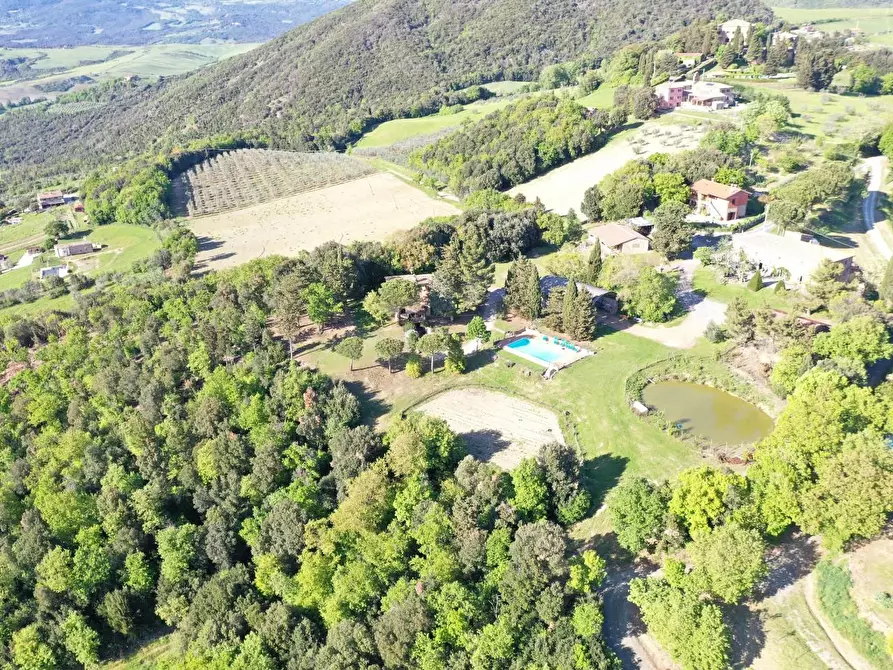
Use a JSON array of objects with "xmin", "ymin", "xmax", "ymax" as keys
[
  {"xmin": 416, "ymin": 387, "xmax": 564, "ymax": 470},
  {"xmin": 190, "ymin": 172, "xmax": 459, "ymax": 272}
]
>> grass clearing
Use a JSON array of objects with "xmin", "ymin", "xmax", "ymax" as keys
[
  {"xmin": 815, "ymin": 559, "xmax": 893, "ymax": 670},
  {"xmin": 416, "ymin": 388, "xmax": 565, "ymax": 470},
  {"xmin": 576, "ymin": 85, "xmax": 616, "ymax": 109},
  {"xmin": 354, "ymin": 97, "xmax": 520, "ymax": 149},
  {"xmin": 848, "ymin": 538, "xmax": 893, "ymax": 635},
  {"xmin": 741, "ymin": 79, "xmax": 893, "ymax": 140}
]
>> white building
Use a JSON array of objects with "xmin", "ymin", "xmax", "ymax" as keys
[
  {"xmin": 731, "ymin": 231, "xmax": 854, "ymax": 286},
  {"xmin": 39, "ymin": 266, "xmax": 69, "ymax": 280},
  {"xmin": 719, "ymin": 19, "xmax": 752, "ymax": 43}
]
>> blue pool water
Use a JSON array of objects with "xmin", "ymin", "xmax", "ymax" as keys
[{"xmin": 505, "ymin": 337, "xmax": 565, "ymax": 364}]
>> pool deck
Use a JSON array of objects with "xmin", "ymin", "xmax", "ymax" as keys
[{"xmin": 498, "ymin": 329, "xmax": 593, "ymax": 371}]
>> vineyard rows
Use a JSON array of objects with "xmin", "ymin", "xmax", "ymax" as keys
[{"xmin": 171, "ymin": 149, "xmax": 376, "ymax": 217}]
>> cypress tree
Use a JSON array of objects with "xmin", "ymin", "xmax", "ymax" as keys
[
  {"xmin": 521, "ymin": 263, "xmax": 542, "ymax": 319},
  {"xmin": 544, "ymin": 286, "xmax": 566, "ymax": 331},
  {"xmin": 587, "ymin": 244, "xmax": 603, "ymax": 285},
  {"xmin": 731, "ymin": 27, "xmax": 742, "ymax": 57},
  {"xmin": 458, "ymin": 223, "xmax": 494, "ymax": 311},
  {"xmin": 747, "ymin": 31, "xmax": 763, "ymax": 64},
  {"xmin": 562, "ymin": 280, "xmax": 579, "ymax": 337},
  {"xmin": 572, "ymin": 290, "xmax": 597, "ymax": 340}
]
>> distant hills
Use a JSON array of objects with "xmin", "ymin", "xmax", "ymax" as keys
[
  {"xmin": 0, "ymin": 0, "xmax": 352, "ymax": 47},
  {"xmin": 0, "ymin": 0, "xmax": 771, "ymax": 199}
]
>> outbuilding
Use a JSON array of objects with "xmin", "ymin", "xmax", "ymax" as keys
[{"xmin": 590, "ymin": 223, "xmax": 651, "ymax": 255}]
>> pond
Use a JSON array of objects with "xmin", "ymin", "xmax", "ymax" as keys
[{"xmin": 641, "ymin": 381, "xmax": 773, "ymax": 445}]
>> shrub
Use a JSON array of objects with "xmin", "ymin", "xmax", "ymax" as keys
[
  {"xmin": 747, "ymin": 271, "xmax": 763, "ymax": 292},
  {"xmin": 773, "ymin": 279, "xmax": 786, "ymax": 293},
  {"xmin": 705, "ymin": 321, "xmax": 727, "ymax": 343},
  {"xmin": 405, "ymin": 354, "xmax": 423, "ymax": 378}
]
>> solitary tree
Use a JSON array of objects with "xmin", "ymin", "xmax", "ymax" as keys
[
  {"xmin": 466, "ymin": 315, "xmax": 490, "ymax": 343},
  {"xmin": 335, "ymin": 336, "xmax": 364, "ymax": 372},
  {"xmin": 375, "ymin": 338, "xmax": 404, "ymax": 373},
  {"xmin": 581, "ymin": 185, "xmax": 603, "ymax": 221},
  {"xmin": 45, "ymin": 219, "xmax": 69, "ymax": 241},
  {"xmin": 650, "ymin": 201, "xmax": 692, "ymax": 259},
  {"xmin": 302, "ymin": 283, "xmax": 343, "ymax": 332},
  {"xmin": 418, "ymin": 332, "xmax": 446, "ymax": 374}
]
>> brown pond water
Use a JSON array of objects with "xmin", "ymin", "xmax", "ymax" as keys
[{"xmin": 641, "ymin": 381, "xmax": 773, "ymax": 445}]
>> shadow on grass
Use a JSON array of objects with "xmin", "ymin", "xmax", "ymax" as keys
[
  {"xmin": 725, "ymin": 602, "xmax": 767, "ymax": 669},
  {"xmin": 580, "ymin": 453, "xmax": 628, "ymax": 511},
  {"xmin": 342, "ymin": 379, "xmax": 392, "ymax": 425}
]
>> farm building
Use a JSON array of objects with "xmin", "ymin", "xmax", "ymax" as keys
[
  {"xmin": 55, "ymin": 241, "xmax": 99, "ymax": 258},
  {"xmin": 590, "ymin": 223, "xmax": 650, "ymax": 255},
  {"xmin": 383, "ymin": 274, "xmax": 433, "ymax": 324},
  {"xmin": 541, "ymin": 275, "xmax": 619, "ymax": 314},
  {"xmin": 0, "ymin": 254, "xmax": 8, "ymax": 271},
  {"xmin": 691, "ymin": 180, "xmax": 749, "ymax": 222},
  {"xmin": 655, "ymin": 81, "xmax": 689, "ymax": 109},
  {"xmin": 732, "ymin": 231, "xmax": 854, "ymax": 286},
  {"xmin": 39, "ymin": 266, "xmax": 69, "ymax": 280},
  {"xmin": 719, "ymin": 19, "xmax": 752, "ymax": 42},
  {"xmin": 36, "ymin": 191, "xmax": 65, "ymax": 210}
]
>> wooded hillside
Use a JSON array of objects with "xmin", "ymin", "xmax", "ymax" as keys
[{"xmin": 0, "ymin": 0, "xmax": 771, "ymax": 201}]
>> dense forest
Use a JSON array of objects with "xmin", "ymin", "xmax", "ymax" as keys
[
  {"xmin": 0, "ymin": 0, "xmax": 771, "ymax": 202},
  {"xmin": 0, "ymin": 229, "xmax": 615, "ymax": 668},
  {"xmin": 411, "ymin": 96, "xmax": 621, "ymax": 195}
]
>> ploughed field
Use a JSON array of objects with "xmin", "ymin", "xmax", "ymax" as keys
[{"xmin": 190, "ymin": 171, "xmax": 459, "ymax": 271}]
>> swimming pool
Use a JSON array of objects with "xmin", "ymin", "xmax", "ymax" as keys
[{"xmin": 505, "ymin": 337, "xmax": 566, "ymax": 365}]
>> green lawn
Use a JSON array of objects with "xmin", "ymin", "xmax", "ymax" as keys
[
  {"xmin": 576, "ymin": 85, "xmax": 616, "ymax": 109},
  {"xmin": 0, "ymin": 212, "xmax": 53, "ymax": 249},
  {"xmin": 481, "ymin": 81, "xmax": 530, "ymax": 96},
  {"xmin": 693, "ymin": 266, "xmax": 799, "ymax": 312},
  {"xmin": 355, "ymin": 97, "xmax": 519, "ymax": 148},
  {"xmin": 81, "ymin": 225, "xmax": 162, "ymax": 275}
]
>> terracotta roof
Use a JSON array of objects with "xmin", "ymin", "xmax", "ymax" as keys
[
  {"xmin": 591, "ymin": 223, "xmax": 648, "ymax": 248},
  {"xmin": 37, "ymin": 190, "xmax": 64, "ymax": 200},
  {"xmin": 691, "ymin": 179, "xmax": 746, "ymax": 200}
]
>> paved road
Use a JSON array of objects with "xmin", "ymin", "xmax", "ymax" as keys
[{"xmin": 862, "ymin": 156, "xmax": 893, "ymax": 261}]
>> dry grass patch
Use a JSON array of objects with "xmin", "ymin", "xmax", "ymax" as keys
[
  {"xmin": 508, "ymin": 121, "xmax": 706, "ymax": 216},
  {"xmin": 415, "ymin": 387, "xmax": 564, "ymax": 470},
  {"xmin": 190, "ymin": 172, "xmax": 459, "ymax": 272}
]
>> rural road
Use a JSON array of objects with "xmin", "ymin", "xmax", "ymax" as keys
[{"xmin": 862, "ymin": 156, "xmax": 893, "ymax": 262}]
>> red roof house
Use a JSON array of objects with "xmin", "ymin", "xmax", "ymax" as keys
[{"xmin": 691, "ymin": 180, "xmax": 749, "ymax": 223}]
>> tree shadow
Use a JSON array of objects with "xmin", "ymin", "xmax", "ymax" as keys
[
  {"xmin": 725, "ymin": 603, "xmax": 767, "ymax": 669},
  {"xmin": 580, "ymin": 453, "xmax": 628, "ymax": 510},
  {"xmin": 757, "ymin": 529, "xmax": 820, "ymax": 600},
  {"xmin": 341, "ymin": 379, "xmax": 392, "ymax": 425},
  {"xmin": 465, "ymin": 349, "xmax": 496, "ymax": 373},
  {"xmin": 196, "ymin": 235, "xmax": 224, "ymax": 252},
  {"xmin": 457, "ymin": 428, "xmax": 513, "ymax": 463}
]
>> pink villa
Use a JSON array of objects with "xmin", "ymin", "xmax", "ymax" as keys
[
  {"xmin": 655, "ymin": 80, "xmax": 735, "ymax": 111},
  {"xmin": 655, "ymin": 81, "xmax": 688, "ymax": 109},
  {"xmin": 691, "ymin": 179, "xmax": 749, "ymax": 222}
]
